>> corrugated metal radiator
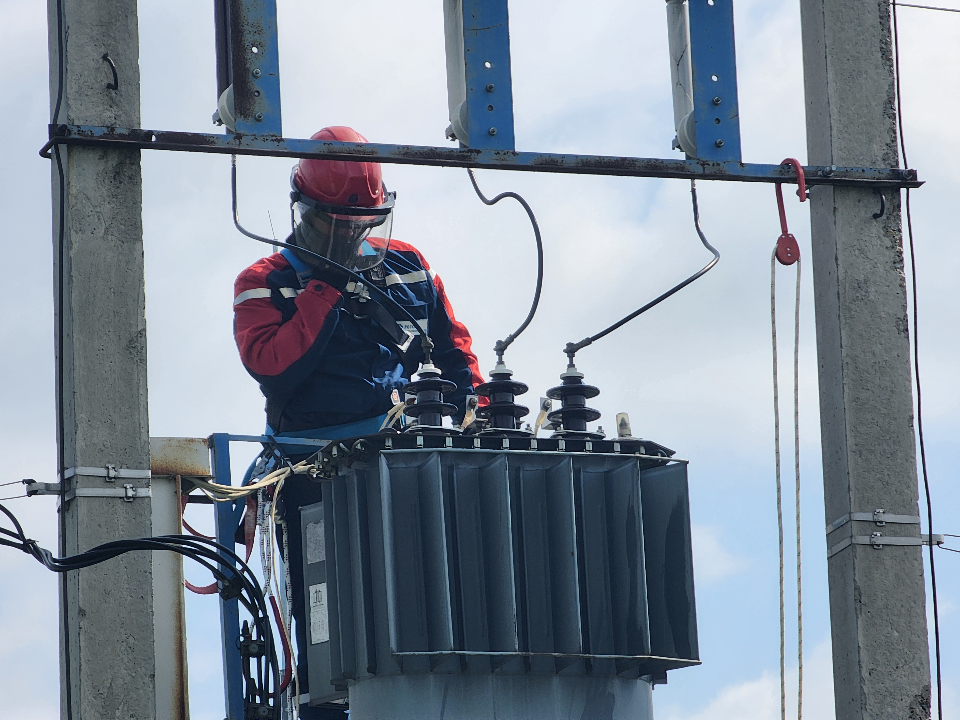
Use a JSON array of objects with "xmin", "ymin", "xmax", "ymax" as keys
[{"xmin": 301, "ymin": 447, "xmax": 698, "ymax": 711}]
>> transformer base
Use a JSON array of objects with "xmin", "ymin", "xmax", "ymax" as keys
[{"xmin": 347, "ymin": 673, "xmax": 654, "ymax": 720}]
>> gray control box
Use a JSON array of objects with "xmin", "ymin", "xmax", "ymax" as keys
[{"xmin": 300, "ymin": 501, "xmax": 347, "ymax": 705}]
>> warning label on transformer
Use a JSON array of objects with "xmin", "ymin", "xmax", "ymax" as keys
[{"xmin": 309, "ymin": 583, "xmax": 329, "ymax": 645}]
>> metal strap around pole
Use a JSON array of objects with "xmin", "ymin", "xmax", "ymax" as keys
[
  {"xmin": 827, "ymin": 533, "xmax": 924, "ymax": 559},
  {"xmin": 825, "ymin": 511, "xmax": 921, "ymax": 535}
]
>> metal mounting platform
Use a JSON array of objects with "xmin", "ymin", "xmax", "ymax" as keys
[{"xmin": 41, "ymin": 124, "xmax": 922, "ymax": 188}]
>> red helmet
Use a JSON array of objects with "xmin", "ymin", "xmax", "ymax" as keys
[
  {"xmin": 290, "ymin": 127, "xmax": 395, "ymax": 271},
  {"xmin": 292, "ymin": 127, "xmax": 386, "ymax": 208}
]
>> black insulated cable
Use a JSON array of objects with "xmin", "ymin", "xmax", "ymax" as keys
[
  {"xmin": 231, "ymin": 154, "xmax": 436, "ymax": 363},
  {"xmin": 0, "ymin": 502, "xmax": 283, "ymax": 717},
  {"xmin": 467, "ymin": 169, "xmax": 545, "ymax": 362},
  {"xmin": 563, "ymin": 179, "xmax": 719, "ymax": 361},
  {"xmin": 892, "ymin": 3, "xmax": 942, "ymax": 717},
  {"xmin": 49, "ymin": 0, "xmax": 71, "ymax": 711}
]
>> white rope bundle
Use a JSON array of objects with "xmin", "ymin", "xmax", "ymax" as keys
[{"xmin": 771, "ymin": 249, "xmax": 803, "ymax": 720}]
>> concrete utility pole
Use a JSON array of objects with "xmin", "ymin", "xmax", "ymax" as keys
[
  {"xmin": 800, "ymin": 2, "xmax": 931, "ymax": 719},
  {"xmin": 46, "ymin": 1, "xmax": 174, "ymax": 717}
]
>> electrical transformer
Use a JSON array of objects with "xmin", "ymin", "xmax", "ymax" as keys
[{"xmin": 299, "ymin": 432, "xmax": 699, "ymax": 720}]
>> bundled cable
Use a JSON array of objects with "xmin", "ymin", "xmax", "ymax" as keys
[
  {"xmin": 0, "ymin": 501, "xmax": 282, "ymax": 719},
  {"xmin": 191, "ymin": 457, "xmax": 314, "ymax": 503}
]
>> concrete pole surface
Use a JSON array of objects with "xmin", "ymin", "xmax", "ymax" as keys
[
  {"xmin": 46, "ymin": 1, "xmax": 165, "ymax": 718},
  {"xmin": 800, "ymin": 1, "xmax": 931, "ymax": 719}
]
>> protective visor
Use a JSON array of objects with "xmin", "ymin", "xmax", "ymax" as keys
[{"xmin": 293, "ymin": 190, "xmax": 395, "ymax": 272}]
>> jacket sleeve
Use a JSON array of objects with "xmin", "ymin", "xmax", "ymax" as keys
[
  {"xmin": 233, "ymin": 269, "xmax": 343, "ymax": 398},
  {"xmin": 416, "ymin": 259, "xmax": 485, "ymax": 417}
]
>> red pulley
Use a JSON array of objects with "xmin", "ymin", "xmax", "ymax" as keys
[
  {"xmin": 774, "ymin": 159, "xmax": 806, "ymax": 266},
  {"xmin": 776, "ymin": 232, "xmax": 801, "ymax": 266}
]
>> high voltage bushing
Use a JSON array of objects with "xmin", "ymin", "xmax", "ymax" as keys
[
  {"xmin": 475, "ymin": 360, "xmax": 530, "ymax": 433},
  {"xmin": 403, "ymin": 363, "xmax": 458, "ymax": 431},
  {"xmin": 546, "ymin": 362, "xmax": 603, "ymax": 439}
]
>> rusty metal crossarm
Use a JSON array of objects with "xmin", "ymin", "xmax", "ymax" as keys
[{"xmin": 41, "ymin": 124, "xmax": 922, "ymax": 188}]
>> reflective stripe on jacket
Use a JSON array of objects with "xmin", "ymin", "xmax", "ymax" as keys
[{"xmin": 234, "ymin": 239, "xmax": 483, "ymax": 432}]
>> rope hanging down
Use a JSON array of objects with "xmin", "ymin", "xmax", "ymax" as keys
[{"xmin": 771, "ymin": 159, "xmax": 805, "ymax": 720}]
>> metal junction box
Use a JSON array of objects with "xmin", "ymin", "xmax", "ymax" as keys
[{"xmin": 301, "ymin": 445, "xmax": 698, "ymax": 719}]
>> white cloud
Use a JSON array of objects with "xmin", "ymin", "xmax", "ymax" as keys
[
  {"xmin": 691, "ymin": 524, "xmax": 748, "ymax": 585},
  {"xmin": 660, "ymin": 638, "xmax": 836, "ymax": 720}
]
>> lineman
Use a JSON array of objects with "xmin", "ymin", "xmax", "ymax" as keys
[{"xmin": 233, "ymin": 126, "xmax": 483, "ymax": 717}]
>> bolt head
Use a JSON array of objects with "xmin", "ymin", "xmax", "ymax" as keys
[
  {"xmin": 255, "ymin": 112, "xmax": 264, "ymax": 122},
  {"xmin": 486, "ymin": 83, "xmax": 495, "ymax": 92},
  {"xmin": 714, "ymin": 139, "xmax": 724, "ymax": 148},
  {"xmin": 488, "ymin": 127, "xmax": 498, "ymax": 136},
  {"xmin": 902, "ymin": 168, "xmax": 917, "ymax": 181},
  {"xmin": 252, "ymin": 68, "xmax": 261, "ymax": 78},
  {"xmin": 712, "ymin": 96, "xmax": 722, "ymax": 106}
]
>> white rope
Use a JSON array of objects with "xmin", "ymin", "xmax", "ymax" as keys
[
  {"xmin": 771, "ymin": 250, "xmax": 803, "ymax": 720},
  {"xmin": 278, "ymin": 497, "xmax": 299, "ymax": 720}
]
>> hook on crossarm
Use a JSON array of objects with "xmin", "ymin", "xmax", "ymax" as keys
[{"xmin": 775, "ymin": 159, "xmax": 806, "ymax": 266}]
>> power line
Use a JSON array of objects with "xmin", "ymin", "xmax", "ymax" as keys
[
  {"xmin": 895, "ymin": 2, "xmax": 960, "ymax": 13},
  {"xmin": 892, "ymin": 2, "xmax": 943, "ymax": 718}
]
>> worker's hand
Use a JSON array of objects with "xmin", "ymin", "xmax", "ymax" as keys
[
  {"xmin": 310, "ymin": 263, "xmax": 351, "ymax": 293},
  {"xmin": 304, "ymin": 277, "xmax": 344, "ymax": 297}
]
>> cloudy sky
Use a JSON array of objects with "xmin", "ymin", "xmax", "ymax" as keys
[{"xmin": 1, "ymin": 0, "xmax": 958, "ymax": 718}]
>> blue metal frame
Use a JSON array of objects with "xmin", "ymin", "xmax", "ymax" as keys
[
  {"xmin": 205, "ymin": 433, "xmax": 329, "ymax": 720},
  {"xmin": 210, "ymin": 433, "xmax": 245, "ymax": 720},
  {"xmin": 461, "ymin": 0, "xmax": 516, "ymax": 150},
  {"xmin": 230, "ymin": 0, "xmax": 283, "ymax": 136},
  {"xmin": 688, "ymin": 0, "xmax": 742, "ymax": 162}
]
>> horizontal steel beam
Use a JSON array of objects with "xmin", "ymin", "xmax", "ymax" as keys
[{"xmin": 42, "ymin": 124, "xmax": 922, "ymax": 188}]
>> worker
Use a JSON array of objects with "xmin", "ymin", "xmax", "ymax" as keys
[{"xmin": 232, "ymin": 126, "xmax": 483, "ymax": 717}]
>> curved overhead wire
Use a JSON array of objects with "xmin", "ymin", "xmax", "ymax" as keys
[
  {"xmin": 563, "ymin": 180, "xmax": 719, "ymax": 361},
  {"xmin": 466, "ymin": 169, "xmax": 545, "ymax": 362}
]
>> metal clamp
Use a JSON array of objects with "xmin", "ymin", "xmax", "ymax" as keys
[
  {"xmin": 827, "ymin": 531, "xmax": 923, "ymax": 558},
  {"xmin": 825, "ymin": 509, "xmax": 920, "ymax": 535},
  {"xmin": 63, "ymin": 485, "xmax": 152, "ymax": 503},
  {"xmin": 24, "ymin": 481, "xmax": 62, "ymax": 497},
  {"xmin": 61, "ymin": 466, "xmax": 152, "ymax": 482}
]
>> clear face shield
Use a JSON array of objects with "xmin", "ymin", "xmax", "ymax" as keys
[{"xmin": 293, "ymin": 191, "xmax": 395, "ymax": 272}]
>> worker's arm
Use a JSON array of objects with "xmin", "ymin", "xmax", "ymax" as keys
[
  {"xmin": 233, "ymin": 259, "xmax": 343, "ymax": 397},
  {"xmin": 416, "ymin": 260, "xmax": 485, "ymax": 419}
]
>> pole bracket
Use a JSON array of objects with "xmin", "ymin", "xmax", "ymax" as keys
[
  {"xmin": 62, "ymin": 486, "xmax": 152, "ymax": 503},
  {"xmin": 825, "ymin": 509, "xmax": 920, "ymax": 534},
  {"xmin": 60, "ymin": 466, "xmax": 152, "ymax": 482}
]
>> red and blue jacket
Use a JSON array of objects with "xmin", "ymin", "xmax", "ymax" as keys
[{"xmin": 234, "ymin": 239, "xmax": 484, "ymax": 433}]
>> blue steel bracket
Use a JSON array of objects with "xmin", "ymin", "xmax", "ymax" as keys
[
  {"xmin": 688, "ymin": 0, "xmax": 741, "ymax": 162},
  {"xmin": 44, "ymin": 125, "xmax": 923, "ymax": 188},
  {"xmin": 228, "ymin": 0, "xmax": 283, "ymax": 136},
  {"xmin": 209, "ymin": 434, "xmax": 245, "ymax": 720},
  {"xmin": 458, "ymin": 0, "xmax": 516, "ymax": 150}
]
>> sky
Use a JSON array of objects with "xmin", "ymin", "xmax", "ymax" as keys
[{"xmin": 0, "ymin": 0, "xmax": 958, "ymax": 718}]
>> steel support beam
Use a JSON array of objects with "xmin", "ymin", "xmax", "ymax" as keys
[
  {"xmin": 800, "ymin": 1, "xmax": 931, "ymax": 718},
  {"xmin": 42, "ymin": 125, "xmax": 920, "ymax": 188}
]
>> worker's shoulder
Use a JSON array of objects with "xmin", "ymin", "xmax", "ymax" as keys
[
  {"xmin": 386, "ymin": 239, "xmax": 431, "ymax": 270},
  {"xmin": 235, "ymin": 252, "xmax": 295, "ymax": 285}
]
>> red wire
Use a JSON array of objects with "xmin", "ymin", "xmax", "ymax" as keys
[{"xmin": 270, "ymin": 595, "xmax": 293, "ymax": 692}]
